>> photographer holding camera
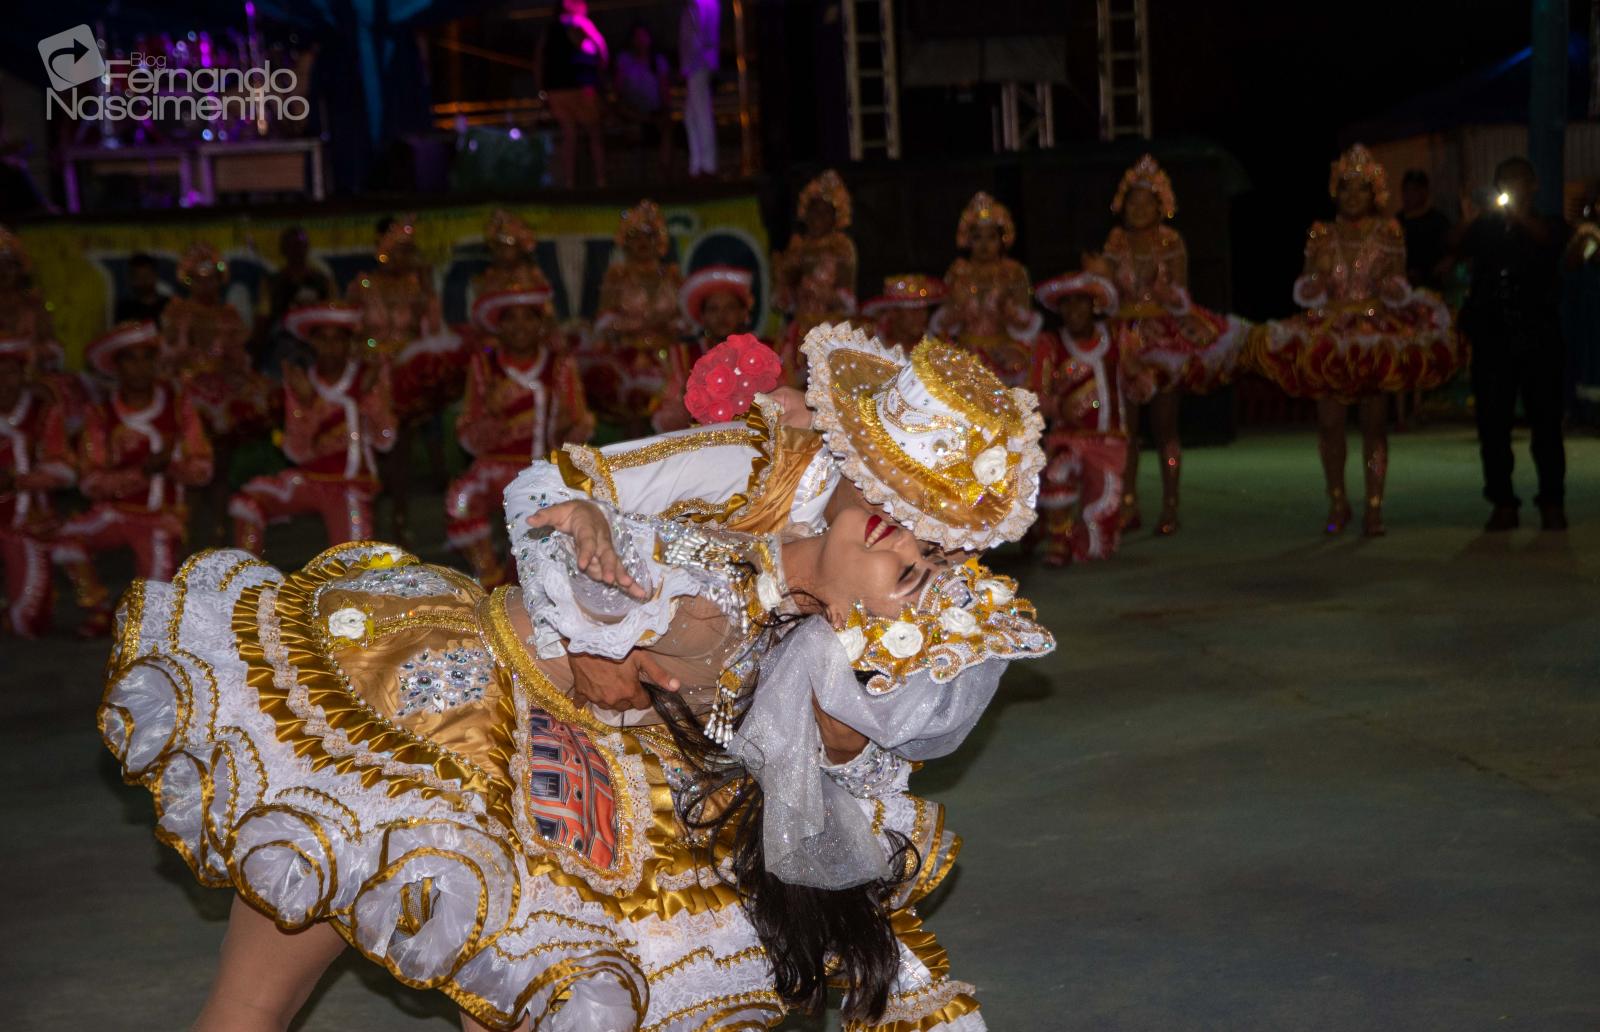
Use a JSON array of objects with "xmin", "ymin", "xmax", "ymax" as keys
[{"xmin": 1451, "ymin": 156, "xmax": 1574, "ymax": 533}]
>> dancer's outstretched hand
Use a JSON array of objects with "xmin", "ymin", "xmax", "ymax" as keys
[
  {"xmin": 763, "ymin": 386, "xmax": 812, "ymax": 429},
  {"xmin": 527, "ymin": 500, "xmax": 648, "ymax": 599},
  {"xmin": 569, "ymin": 650, "xmax": 681, "ymax": 711}
]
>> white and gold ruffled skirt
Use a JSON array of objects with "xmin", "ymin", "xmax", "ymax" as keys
[{"xmin": 99, "ymin": 543, "xmax": 977, "ymax": 1031}]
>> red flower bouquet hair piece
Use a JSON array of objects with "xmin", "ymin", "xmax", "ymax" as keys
[{"xmin": 683, "ymin": 334, "xmax": 783, "ymax": 425}]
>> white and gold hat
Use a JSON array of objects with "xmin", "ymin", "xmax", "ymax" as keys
[{"xmin": 802, "ymin": 323, "xmax": 1044, "ymax": 551}]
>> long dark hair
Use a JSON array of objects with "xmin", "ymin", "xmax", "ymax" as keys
[{"xmin": 646, "ymin": 668, "xmax": 915, "ymax": 1021}]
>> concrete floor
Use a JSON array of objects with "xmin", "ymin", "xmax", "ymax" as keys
[{"xmin": 3, "ymin": 425, "xmax": 1598, "ymax": 1031}]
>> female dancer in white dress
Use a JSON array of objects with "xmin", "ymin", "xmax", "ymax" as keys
[{"xmin": 100, "ymin": 383, "xmax": 1053, "ymax": 1030}]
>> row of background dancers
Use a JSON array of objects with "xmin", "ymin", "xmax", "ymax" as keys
[{"xmin": 9, "ymin": 143, "xmax": 1559, "ymax": 637}]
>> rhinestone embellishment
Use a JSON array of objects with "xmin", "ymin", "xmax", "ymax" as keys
[
  {"xmin": 336, "ymin": 566, "xmax": 455, "ymax": 599},
  {"xmin": 397, "ymin": 647, "xmax": 493, "ymax": 716}
]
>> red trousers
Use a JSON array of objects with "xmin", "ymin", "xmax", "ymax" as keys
[
  {"xmin": 1, "ymin": 527, "xmax": 54, "ymax": 637},
  {"xmin": 445, "ymin": 458, "xmax": 520, "ymax": 586},
  {"xmin": 54, "ymin": 505, "xmax": 185, "ymax": 581},
  {"xmin": 230, "ymin": 468, "xmax": 378, "ymax": 556},
  {"xmin": 54, "ymin": 505, "xmax": 188, "ymax": 621},
  {"xmin": 1039, "ymin": 431, "xmax": 1128, "ymax": 563}
]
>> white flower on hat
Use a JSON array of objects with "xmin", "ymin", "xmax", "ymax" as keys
[
  {"xmin": 755, "ymin": 573, "xmax": 783, "ymax": 612},
  {"xmin": 836, "ymin": 625, "xmax": 867, "ymax": 663},
  {"xmin": 880, "ymin": 620, "xmax": 925, "ymax": 659},
  {"xmin": 327, "ymin": 607, "xmax": 368, "ymax": 640},
  {"xmin": 938, "ymin": 607, "xmax": 980, "ymax": 637},
  {"xmin": 975, "ymin": 578, "xmax": 1014, "ymax": 605},
  {"xmin": 971, "ymin": 445, "xmax": 1009, "ymax": 486}
]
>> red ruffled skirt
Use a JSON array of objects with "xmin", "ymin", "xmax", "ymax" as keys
[
  {"xmin": 1117, "ymin": 304, "xmax": 1249, "ymax": 402},
  {"xmin": 1248, "ymin": 291, "xmax": 1465, "ymax": 403}
]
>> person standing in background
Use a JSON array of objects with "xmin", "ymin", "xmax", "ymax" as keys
[
  {"xmin": 680, "ymin": 0, "xmax": 720, "ymax": 178},
  {"xmin": 256, "ymin": 227, "xmax": 332, "ymax": 373},
  {"xmin": 114, "ymin": 253, "xmax": 170, "ymax": 325},
  {"xmin": 539, "ymin": 0, "xmax": 609, "ymax": 188},
  {"xmin": 1452, "ymin": 156, "xmax": 1573, "ymax": 532},
  {"xmin": 614, "ymin": 21, "xmax": 675, "ymax": 179},
  {"xmin": 1397, "ymin": 170, "xmax": 1451, "ymax": 291}
]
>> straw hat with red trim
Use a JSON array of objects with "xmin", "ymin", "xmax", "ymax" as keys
[
  {"xmin": 472, "ymin": 287, "xmax": 555, "ymax": 332},
  {"xmin": 679, "ymin": 265, "xmax": 754, "ymax": 327},
  {"xmin": 284, "ymin": 303, "xmax": 363, "ymax": 342},
  {"xmin": 861, "ymin": 274, "xmax": 946, "ymax": 320},
  {"xmin": 86, "ymin": 321, "xmax": 161, "ymax": 376},
  {"xmin": 801, "ymin": 323, "xmax": 1044, "ymax": 552},
  {"xmin": 1035, "ymin": 272, "xmax": 1119, "ymax": 316}
]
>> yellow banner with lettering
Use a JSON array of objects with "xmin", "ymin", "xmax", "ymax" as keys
[{"xmin": 16, "ymin": 195, "xmax": 772, "ymax": 364}]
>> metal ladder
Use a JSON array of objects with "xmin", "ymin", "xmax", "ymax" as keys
[
  {"xmin": 843, "ymin": 0, "xmax": 902, "ymax": 160},
  {"xmin": 998, "ymin": 81, "xmax": 1056, "ymax": 151},
  {"xmin": 1096, "ymin": 0, "xmax": 1152, "ymax": 140}
]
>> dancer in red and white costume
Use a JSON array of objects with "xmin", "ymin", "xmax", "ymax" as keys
[
  {"xmin": 0, "ymin": 338, "xmax": 75, "ymax": 637},
  {"xmin": 1103, "ymin": 155, "xmax": 1249, "ymax": 536},
  {"xmin": 55, "ymin": 322, "xmax": 213, "ymax": 636},
  {"xmin": 1032, "ymin": 272, "xmax": 1129, "ymax": 565},
  {"xmin": 654, "ymin": 264, "xmax": 756, "ymax": 432},
  {"xmin": 449, "ymin": 286, "xmax": 592, "ymax": 586},
  {"xmin": 862, "ymin": 274, "xmax": 944, "ymax": 351},
  {"xmin": 230, "ymin": 304, "xmax": 397, "ymax": 557}
]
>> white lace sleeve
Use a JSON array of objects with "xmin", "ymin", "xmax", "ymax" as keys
[
  {"xmin": 515, "ymin": 506, "xmax": 743, "ymax": 661},
  {"xmin": 501, "ymin": 417, "xmax": 766, "ymax": 529}
]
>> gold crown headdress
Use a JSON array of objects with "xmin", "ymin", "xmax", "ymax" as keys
[
  {"xmin": 485, "ymin": 208, "xmax": 537, "ymax": 253},
  {"xmin": 177, "ymin": 242, "xmax": 227, "ymax": 285},
  {"xmin": 1111, "ymin": 154, "xmax": 1177, "ymax": 219},
  {"xmin": 956, "ymin": 191, "xmax": 1016, "ymax": 249},
  {"xmin": 797, "ymin": 170, "xmax": 852, "ymax": 230},
  {"xmin": 376, "ymin": 214, "xmax": 419, "ymax": 263},
  {"xmin": 615, "ymin": 200, "xmax": 670, "ymax": 254},
  {"xmin": 836, "ymin": 559, "xmax": 1054, "ymax": 693},
  {"xmin": 1329, "ymin": 143, "xmax": 1390, "ymax": 210}
]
